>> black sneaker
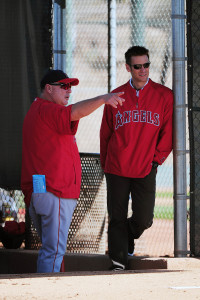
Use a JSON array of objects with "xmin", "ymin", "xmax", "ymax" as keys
[
  {"xmin": 110, "ymin": 260, "xmax": 125, "ymax": 271},
  {"xmin": 128, "ymin": 239, "xmax": 135, "ymax": 256},
  {"xmin": 111, "ymin": 265, "xmax": 125, "ymax": 271}
]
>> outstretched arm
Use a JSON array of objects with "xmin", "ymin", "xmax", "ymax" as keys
[{"xmin": 71, "ymin": 92, "xmax": 124, "ymax": 121}]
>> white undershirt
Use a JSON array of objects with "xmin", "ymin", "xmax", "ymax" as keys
[{"xmin": 129, "ymin": 78, "xmax": 149, "ymax": 97}]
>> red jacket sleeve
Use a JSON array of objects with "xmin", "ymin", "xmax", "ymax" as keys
[{"xmin": 153, "ymin": 89, "xmax": 174, "ymax": 164}]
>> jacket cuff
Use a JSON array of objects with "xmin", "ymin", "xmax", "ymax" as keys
[{"xmin": 152, "ymin": 161, "xmax": 159, "ymax": 169}]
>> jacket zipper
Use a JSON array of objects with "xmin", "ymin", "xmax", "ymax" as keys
[{"xmin": 136, "ymin": 89, "xmax": 139, "ymax": 108}]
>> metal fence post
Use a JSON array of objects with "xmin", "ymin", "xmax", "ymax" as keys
[
  {"xmin": 172, "ymin": 0, "xmax": 188, "ymax": 257},
  {"xmin": 53, "ymin": 0, "xmax": 66, "ymax": 70},
  {"xmin": 108, "ymin": 0, "xmax": 117, "ymax": 92}
]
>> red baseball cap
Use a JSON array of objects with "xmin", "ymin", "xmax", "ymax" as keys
[{"xmin": 40, "ymin": 69, "xmax": 79, "ymax": 90}]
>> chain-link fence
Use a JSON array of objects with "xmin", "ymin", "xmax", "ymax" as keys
[
  {"xmin": 0, "ymin": 154, "xmax": 107, "ymax": 253},
  {"xmin": 0, "ymin": 0, "xmax": 190, "ymax": 257},
  {"xmin": 66, "ymin": 0, "xmax": 180, "ymax": 257},
  {"xmin": 24, "ymin": 154, "xmax": 107, "ymax": 254},
  {"xmin": 71, "ymin": 0, "xmax": 172, "ymax": 153},
  {"xmin": 65, "ymin": 0, "xmax": 190, "ymax": 257}
]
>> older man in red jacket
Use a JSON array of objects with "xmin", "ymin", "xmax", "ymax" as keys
[{"xmin": 21, "ymin": 69, "xmax": 124, "ymax": 273}]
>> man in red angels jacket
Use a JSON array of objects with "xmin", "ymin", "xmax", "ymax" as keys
[
  {"xmin": 100, "ymin": 46, "xmax": 173, "ymax": 270},
  {"xmin": 21, "ymin": 69, "xmax": 124, "ymax": 273}
]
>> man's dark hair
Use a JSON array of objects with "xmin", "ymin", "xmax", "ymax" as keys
[{"xmin": 125, "ymin": 46, "xmax": 149, "ymax": 65}]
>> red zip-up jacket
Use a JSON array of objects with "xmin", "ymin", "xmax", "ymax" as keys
[
  {"xmin": 21, "ymin": 97, "xmax": 81, "ymax": 207},
  {"xmin": 100, "ymin": 79, "xmax": 173, "ymax": 178}
]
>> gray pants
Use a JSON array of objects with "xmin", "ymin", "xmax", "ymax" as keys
[{"xmin": 29, "ymin": 192, "xmax": 77, "ymax": 273}]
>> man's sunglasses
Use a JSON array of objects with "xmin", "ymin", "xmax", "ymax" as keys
[
  {"xmin": 50, "ymin": 82, "xmax": 72, "ymax": 90},
  {"xmin": 130, "ymin": 62, "xmax": 151, "ymax": 70}
]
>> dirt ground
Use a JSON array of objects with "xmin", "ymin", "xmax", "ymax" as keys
[
  {"xmin": 0, "ymin": 268, "xmax": 200, "ymax": 300},
  {"xmin": 0, "ymin": 219, "xmax": 198, "ymax": 300},
  {"xmin": 0, "ymin": 208, "xmax": 194, "ymax": 300}
]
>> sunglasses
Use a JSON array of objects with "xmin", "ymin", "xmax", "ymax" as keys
[
  {"xmin": 130, "ymin": 62, "xmax": 151, "ymax": 70},
  {"xmin": 50, "ymin": 82, "xmax": 72, "ymax": 90}
]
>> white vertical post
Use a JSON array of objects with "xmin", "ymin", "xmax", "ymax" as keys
[
  {"xmin": 108, "ymin": 0, "xmax": 116, "ymax": 92},
  {"xmin": 53, "ymin": 1, "xmax": 66, "ymax": 70}
]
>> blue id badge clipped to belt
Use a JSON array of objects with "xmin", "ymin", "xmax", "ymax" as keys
[{"xmin": 32, "ymin": 175, "xmax": 46, "ymax": 193}]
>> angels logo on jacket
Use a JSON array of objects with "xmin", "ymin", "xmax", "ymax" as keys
[{"xmin": 115, "ymin": 110, "xmax": 160, "ymax": 130}]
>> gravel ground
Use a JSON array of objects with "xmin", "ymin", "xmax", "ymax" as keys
[{"xmin": 0, "ymin": 268, "xmax": 200, "ymax": 300}]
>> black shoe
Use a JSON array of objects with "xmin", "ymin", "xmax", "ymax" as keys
[
  {"xmin": 110, "ymin": 260, "xmax": 125, "ymax": 271},
  {"xmin": 128, "ymin": 239, "xmax": 135, "ymax": 256},
  {"xmin": 110, "ymin": 265, "xmax": 125, "ymax": 271}
]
